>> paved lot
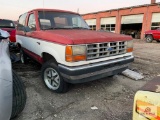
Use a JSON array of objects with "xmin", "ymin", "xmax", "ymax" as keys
[{"xmin": 13, "ymin": 39, "xmax": 160, "ymax": 120}]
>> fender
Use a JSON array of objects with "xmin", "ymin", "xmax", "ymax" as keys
[{"xmin": 40, "ymin": 45, "xmax": 65, "ymax": 64}]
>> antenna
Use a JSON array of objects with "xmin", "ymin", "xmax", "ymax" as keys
[
  {"xmin": 43, "ymin": 0, "xmax": 44, "ymax": 8},
  {"xmin": 77, "ymin": 8, "xmax": 79, "ymax": 13},
  {"xmin": 42, "ymin": 0, "xmax": 45, "ymax": 19},
  {"xmin": 42, "ymin": 0, "xmax": 46, "ymax": 30}
]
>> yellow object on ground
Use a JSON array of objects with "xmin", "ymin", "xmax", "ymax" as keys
[
  {"xmin": 133, "ymin": 91, "xmax": 160, "ymax": 120},
  {"xmin": 133, "ymin": 77, "xmax": 160, "ymax": 120}
]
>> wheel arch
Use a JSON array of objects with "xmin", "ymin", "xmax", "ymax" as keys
[
  {"xmin": 145, "ymin": 34, "xmax": 154, "ymax": 39},
  {"xmin": 42, "ymin": 52, "xmax": 58, "ymax": 64},
  {"xmin": 16, "ymin": 42, "xmax": 22, "ymax": 49}
]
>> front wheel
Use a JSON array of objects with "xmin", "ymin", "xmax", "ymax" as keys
[
  {"xmin": 41, "ymin": 60, "xmax": 69, "ymax": 93},
  {"xmin": 146, "ymin": 35, "xmax": 153, "ymax": 43}
]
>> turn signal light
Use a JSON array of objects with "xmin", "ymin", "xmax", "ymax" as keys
[
  {"xmin": 9, "ymin": 30, "xmax": 16, "ymax": 42},
  {"xmin": 65, "ymin": 46, "xmax": 86, "ymax": 62},
  {"xmin": 127, "ymin": 48, "xmax": 133, "ymax": 52},
  {"xmin": 66, "ymin": 55, "xmax": 86, "ymax": 62},
  {"xmin": 66, "ymin": 46, "xmax": 72, "ymax": 55}
]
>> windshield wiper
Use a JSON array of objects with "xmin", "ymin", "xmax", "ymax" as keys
[
  {"xmin": 42, "ymin": 27, "xmax": 73, "ymax": 30},
  {"xmin": 42, "ymin": 27, "xmax": 89, "ymax": 30},
  {"xmin": 72, "ymin": 27, "xmax": 89, "ymax": 29}
]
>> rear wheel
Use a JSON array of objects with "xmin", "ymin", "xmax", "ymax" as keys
[
  {"xmin": 146, "ymin": 35, "xmax": 153, "ymax": 43},
  {"xmin": 41, "ymin": 60, "xmax": 69, "ymax": 93},
  {"xmin": 11, "ymin": 71, "xmax": 26, "ymax": 119}
]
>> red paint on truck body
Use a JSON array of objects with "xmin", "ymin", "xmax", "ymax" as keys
[
  {"xmin": 23, "ymin": 48, "xmax": 43, "ymax": 64},
  {"xmin": 145, "ymin": 29, "xmax": 160, "ymax": 40},
  {"xmin": 17, "ymin": 9, "xmax": 132, "ymax": 45},
  {"xmin": 2, "ymin": 28, "xmax": 16, "ymax": 42},
  {"xmin": 21, "ymin": 30, "xmax": 132, "ymax": 45}
]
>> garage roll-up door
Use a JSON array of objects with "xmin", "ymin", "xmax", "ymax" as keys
[
  {"xmin": 152, "ymin": 13, "xmax": 160, "ymax": 22},
  {"xmin": 101, "ymin": 17, "xmax": 116, "ymax": 24},
  {"xmin": 121, "ymin": 14, "xmax": 144, "ymax": 24},
  {"xmin": 85, "ymin": 19, "xmax": 96, "ymax": 25}
]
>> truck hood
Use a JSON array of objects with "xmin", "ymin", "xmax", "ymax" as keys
[
  {"xmin": 29, "ymin": 30, "xmax": 132, "ymax": 45},
  {"xmin": 145, "ymin": 30, "xmax": 159, "ymax": 34}
]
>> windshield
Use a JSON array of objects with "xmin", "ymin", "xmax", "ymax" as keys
[
  {"xmin": 38, "ymin": 11, "xmax": 89, "ymax": 30},
  {"xmin": 0, "ymin": 20, "xmax": 15, "ymax": 28}
]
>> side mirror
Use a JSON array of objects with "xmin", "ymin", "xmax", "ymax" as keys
[
  {"xmin": 24, "ymin": 26, "xmax": 31, "ymax": 32},
  {"xmin": 0, "ymin": 29, "xmax": 10, "ymax": 40},
  {"xmin": 17, "ymin": 24, "xmax": 31, "ymax": 32}
]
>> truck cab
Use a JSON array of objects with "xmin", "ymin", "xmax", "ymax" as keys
[{"xmin": 16, "ymin": 8, "xmax": 134, "ymax": 93}]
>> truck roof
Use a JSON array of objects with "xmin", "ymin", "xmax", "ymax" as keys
[
  {"xmin": 28, "ymin": 8, "xmax": 78, "ymax": 15},
  {"xmin": 0, "ymin": 19, "xmax": 13, "ymax": 22}
]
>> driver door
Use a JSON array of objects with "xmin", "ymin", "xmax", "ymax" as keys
[{"xmin": 24, "ymin": 13, "xmax": 40, "ymax": 59}]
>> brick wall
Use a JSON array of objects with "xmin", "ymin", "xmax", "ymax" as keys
[
  {"xmin": 151, "ymin": 0, "xmax": 156, "ymax": 4},
  {"xmin": 82, "ymin": 4, "xmax": 160, "ymax": 39}
]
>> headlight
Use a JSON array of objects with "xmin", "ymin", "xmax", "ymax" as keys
[
  {"xmin": 127, "ymin": 40, "xmax": 133, "ymax": 52},
  {"xmin": 72, "ymin": 45, "xmax": 86, "ymax": 55},
  {"xmin": 65, "ymin": 45, "xmax": 86, "ymax": 62},
  {"xmin": 127, "ymin": 40, "xmax": 133, "ymax": 48}
]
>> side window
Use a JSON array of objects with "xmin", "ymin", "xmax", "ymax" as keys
[
  {"xmin": 17, "ymin": 13, "xmax": 27, "ymax": 31},
  {"xmin": 40, "ymin": 19, "xmax": 51, "ymax": 29},
  {"xmin": 72, "ymin": 17, "xmax": 79, "ymax": 26},
  {"xmin": 28, "ymin": 14, "xmax": 36, "ymax": 31},
  {"xmin": 72, "ymin": 17, "xmax": 85, "ymax": 27}
]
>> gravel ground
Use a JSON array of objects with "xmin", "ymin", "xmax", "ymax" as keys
[{"xmin": 13, "ymin": 39, "xmax": 160, "ymax": 120}]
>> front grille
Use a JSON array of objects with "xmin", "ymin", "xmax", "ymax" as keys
[{"xmin": 87, "ymin": 41, "xmax": 127, "ymax": 60}]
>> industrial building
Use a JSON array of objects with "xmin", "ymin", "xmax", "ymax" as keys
[{"xmin": 82, "ymin": 0, "xmax": 160, "ymax": 39}]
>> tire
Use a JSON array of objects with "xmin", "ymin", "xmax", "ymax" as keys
[
  {"xmin": 20, "ymin": 49, "xmax": 28, "ymax": 64},
  {"xmin": 156, "ymin": 40, "xmax": 160, "ymax": 43},
  {"xmin": 41, "ymin": 59, "xmax": 69, "ymax": 93},
  {"xmin": 146, "ymin": 35, "xmax": 153, "ymax": 43},
  {"xmin": 108, "ymin": 75, "xmax": 114, "ymax": 77},
  {"xmin": 11, "ymin": 71, "xmax": 27, "ymax": 119}
]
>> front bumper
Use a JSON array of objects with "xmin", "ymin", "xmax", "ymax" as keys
[{"xmin": 59, "ymin": 55, "xmax": 134, "ymax": 84}]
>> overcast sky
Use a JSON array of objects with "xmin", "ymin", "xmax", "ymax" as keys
[{"xmin": 1, "ymin": 0, "xmax": 160, "ymax": 20}]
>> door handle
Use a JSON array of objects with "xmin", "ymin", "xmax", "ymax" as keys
[{"xmin": 37, "ymin": 42, "xmax": 40, "ymax": 45}]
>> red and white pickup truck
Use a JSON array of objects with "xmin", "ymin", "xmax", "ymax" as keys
[{"xmin": 16, "ymin": 9, "xmax": 134, "ymax": 93}]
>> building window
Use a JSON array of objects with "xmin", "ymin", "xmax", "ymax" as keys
[
  {"xmin": 89, "ymin": 25, "xmax": 96, "ymax": 30},
  {"xmin": 151, "ymin": 22, "xmax": 160, "ymax": 30},
  {"xmin": 101, "ymin": 24, "xmax": 115, "ymax": 32},
  {"xmin": 85, "ymin": 19, "xmax": 96, "ymax": 30}
]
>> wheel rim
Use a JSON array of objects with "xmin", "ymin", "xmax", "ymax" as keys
[
  {"xmin": 146, "ymin": 37, "xmax": 151, "ymax": 42},
  {"xmin": 44, "ymin": 68, "xmax": 60, "ymax": 90},
  {"xmin": 20, "ymin": 53, "xmax": 24, "ymax": 64}
]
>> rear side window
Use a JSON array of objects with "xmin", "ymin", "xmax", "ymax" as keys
[
  {"xmin": 0, "ymin": 20, "xmax": 15, "ymax": 28},
  {"xmin": 27, "ymin": 14, "xmax": 36, "ymax": 31},
  {"xmin": 17, "ymin": 13, "xmax": 27, "ymax": 31}
]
